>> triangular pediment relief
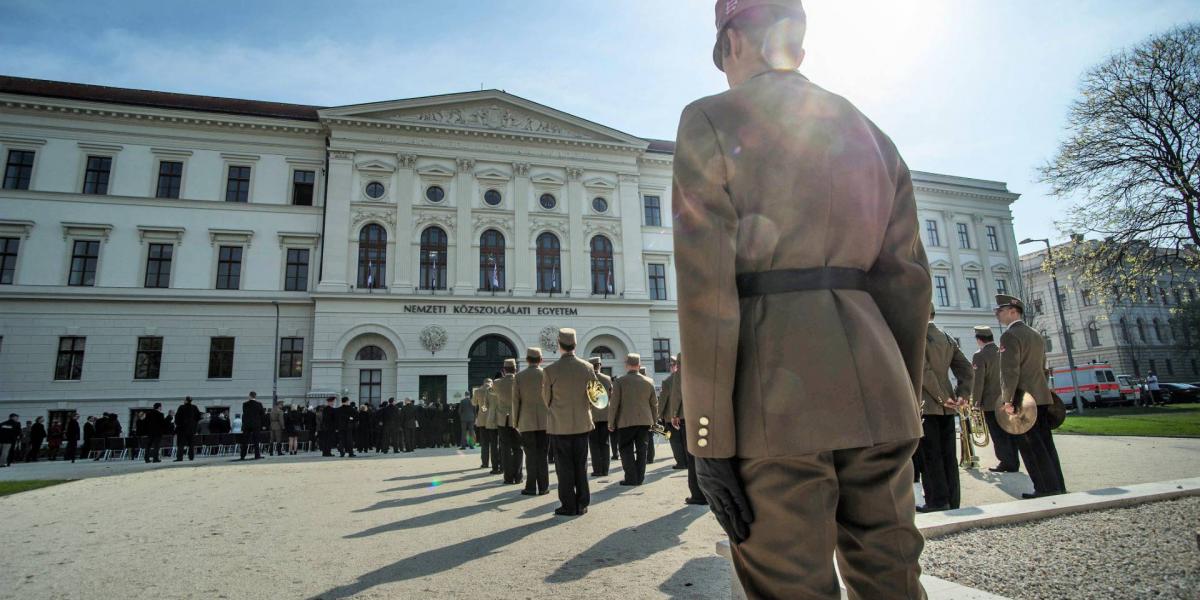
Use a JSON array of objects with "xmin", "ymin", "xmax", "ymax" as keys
[
  {"xmin": 991, "ymin": 264, "xmax": 1012, "ymax": 273},
  {"xmin": 929, "ymin": 259, "xmax": 953, "ymax": 270},
  {"xmin": 475, "ymin": 167, "xmax": 510, "ymax": 181},
  {"xmin": 583, "ymin": 177, "xmax": 615, "ymax": 190},
  {"xmin": 321, "ymin": 91, "xmax": 648, "ymax": 147},
  {"xmin": 416, "ymin": 164, "xmax": 456, "ymax": 178},
  {"xmin": 961, "ymin": 261, "xmax": 983, "ymax": 272},
  {"xmin": 355, "ymin": 159, "xmax": 395, "ymax": 173},
  {"xmin": 532, "ymin": 173, "xmax": 565, "ymax": 186}
]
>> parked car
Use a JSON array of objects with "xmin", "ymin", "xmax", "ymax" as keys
[
  {"xmin": 1116, "ymin": 375, "xmax": 1140, "ymax": 405},
  {"xmin": 1158, "ymin": 383, "xmax": 1199, "ymax": 404}
]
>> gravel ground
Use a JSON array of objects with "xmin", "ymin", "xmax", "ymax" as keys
[{"xmin": 921, "ymin": 496, "xmax": 1200, "ymax": 600}]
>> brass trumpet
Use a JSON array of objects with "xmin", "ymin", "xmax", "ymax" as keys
[{"xmin": 651, "ymin": 422, "xmax": 672, "ymax": 439}]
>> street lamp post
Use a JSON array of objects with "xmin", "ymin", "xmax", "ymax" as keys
[{"xmin": 1020, "ymin": 238, "xmax": 1084, "ymax": 413}]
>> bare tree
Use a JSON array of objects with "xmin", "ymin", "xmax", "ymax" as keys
[{"xmin": 1042, "ymin": 24, "xmax": 1200, "ymax": 294}]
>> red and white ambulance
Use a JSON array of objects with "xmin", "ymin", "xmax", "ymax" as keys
[{"xmin": 1049, "ymin": 363, "xmax": 1124, "ymax": 408}]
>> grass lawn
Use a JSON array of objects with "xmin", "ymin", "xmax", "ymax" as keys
[
  {"xmin": 0, "ymin": 480, "xmax": 71, "ymax": 497},
  {"xmin": 1057, "ymin": 403, "xmax": 1200, "ymax": 437}
]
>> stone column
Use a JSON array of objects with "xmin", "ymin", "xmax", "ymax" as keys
[
  {"xmin": 943, "ymin": 210, "xmax": 966, "ymax": 309},
  {"xmin": 567, "ymin": 167, "xmax": 589, "ymax": 296},
  {"xmin": 618, "ymin": 173, "xmax": 646, "ymax": 299},
  {"xmin": 513, "ymin": 163, "xmax": 533, "ymax": 295},
  {"xmin": 392, "ymin": 154, "xmax": 418, "ymax": 293},
  {"xmin": 455, "ymin": 158, "xmax": 476, "ymax": 293},
  {"xmin": 317, "ymin": 150, "xmax": 354, "ymax": 293}
]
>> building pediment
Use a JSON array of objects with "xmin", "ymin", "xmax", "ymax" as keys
[{"xmin": 320, "ymin": 90, "xmax": 648, "ymax": 148}]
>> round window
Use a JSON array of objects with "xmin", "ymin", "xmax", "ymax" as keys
[
  {"xmin": 365, "ymin": 181, "xmax": 385, "ymax": 199},
  {"xmin": 484, "ymin": 189, "xmax": 502, "ymax": 206},
  {"xmin": 425, "ymin": 185, "xmax": 445, "ymax": 203},
  {"xmin": 539, "ymin": 193, "xmax": 557, "ymax": 210},
  {"xmin": 592, "ymin": 197, "xmax": 609, "ymax": 213}
]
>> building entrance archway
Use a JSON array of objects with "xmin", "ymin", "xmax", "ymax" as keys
[{"xmin": 468, "ymin": 334, "xmax": 517, "ymax": 390}]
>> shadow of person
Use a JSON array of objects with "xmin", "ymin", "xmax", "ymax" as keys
[
  {"xmin": 311, "ymin": 517, "xmax": 563, "ymax": 600},
  {"xmin": 355, "ymin": 483, "xmax": 491, "ymax": 512},
  {"xmin": 516, "ymin": 462, "xmax": 678, "ymax": 519},
  {"xmin": 378, "ymin": 470, "xmax": 494, "ymax": 492},
  {"xmin": 657, "ymin": 556, "xmax": 730, "ymax": 600},
  {"xmin": 545, "ymin": 505, "xmax": 706, "ymax": 583},
  {"xmin": 345, "ymin": 492, "xmax": 528, "ymax": 538},
  {"xmin": 965, "ymin": 467, "xmax": 1034, "ymax": 500},
  {"xmin": 383, "ymin": 467, "xmax": 474, "ymax": 482}
]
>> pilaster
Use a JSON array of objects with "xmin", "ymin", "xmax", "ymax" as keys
[
  {"xmin": 618, "ymin": 173, "xmax": 646, "ymax": 298},
  {"xmin": 317, "ymin": 150, "xmax": 353, "ymax": 293},
  {"xmin": 513, "ymin": 162, "xmax": 533, "ymax": 295},
  {"xmin": 567, "ymin": 167, "xmax": 589, "ymax": 296}
]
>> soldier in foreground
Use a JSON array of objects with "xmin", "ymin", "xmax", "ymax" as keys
[
  {"xmin": 495, "ymin": 358, "xmax": 524, "ymax": 485},
  {"xmin": 542, "ymin": 328, "xmax": 598, "ymax": 516},
  {"xmin": 917, "ymin": 308, "xmax": 972, "ymax": 512},
  {"xmin": 472, "ymin": 382, "xmax": 492, "ymax": 469},
  {"xmin": 672, "ymin": 1, "xmax": 931, "ymax": 596},
  {"xmin": 514, "ymin": 347, "xmax": 550, "ymax": 496},
  {"xmin": 587, "ymin": 356, "xmax": 613, "ymax": 477},
  {"xmin": 483, "ymin": 379, "xmax": 502, "ymax": 475},
  {"xmin": 971, "ymin": 325, "xmax": 1019, "ymax": 472},
  {"xmin": 608, "ymin": 354, "xmax": 658, "ymax": 486},
  {"xmin": 667, "ymin": 354, "xmax": 707, "ymax": 504},
  {"xmin": 660, "ymin": 355, "xmax": 686, "ymax": 469}
]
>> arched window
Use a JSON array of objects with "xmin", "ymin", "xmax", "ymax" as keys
[
  {"xmin": 1153, "ymin": 318, "xmax": 1167, "ymax": 343},
  {"xmin": 420, "ymin": 227, "xmax": 448, "ymax": 290},
  {"xmin": 1087, "ymin": 322, "xmax": 1102, "ymax": 347},
  {"xmin": 1119, "ymin": 318, "xmax": 1131, "ymax": 343},
  {"xmin": 357, "ymin": 224, "xmax": 386, "ymax": 289},
  {"xmin": 590, "ymin": 235, "xmax": 614, "ymax": 295},
  {"xmin": 355, "ymin": 345, "xmax": 386, "ymax": 361},
  {"xmin": 1041, "ymin": 330, "xmax": 1053, "ymax": 353},
  {"xmin": 591, "ymin": 346, "xmax": 615, "ymax": 360},
  {"xmin": 536, "ymin": 232, "xmax": 561, "ymax": 293},
  {"xmin": 478, "ymin": 229, "xmax": 505, "ymax": 292},
  {"xmin": 1137, "ymin": 318, "xmax": 1147, "ymax": 343}
]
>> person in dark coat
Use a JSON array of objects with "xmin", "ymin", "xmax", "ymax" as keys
[
  {"xmin": 458, "ymin": 392, "xmax": 476, "ymax": 449},
  {"xmin": 65, "ymin": 414, "xmax": 82, "ymax": 462},
  {"xmin": 285, "ymin": 405, "xmax": 302, "ymax": 455},
  {"xmin": 142, "ymin": 403, "xmax": 166, "ymax": 463},
  {"xmin": 319, "ymin": 397, "xmax": 337, "ymax": 457},
  {"xmin": 81, "ymin": 415, "xmax": 96, "ymax": 461},
  {"xmin": 381, "ymin": 399, "xmax": 402, "ymax": 453},
  {"xmin": 46, "ymin": 419, "xmax": 64, "ymax": 461},
  {"xmin": 401, "ymin": 398, "xmax": 419, "ymax": 453},
  {"xmin": 239, "ymin": 392, "xmax": 265, "ymax": 460},
  {"xmin": 26, "ymin": 416, "xmax": 46, "ymax": 462},
  {"xmin": 174, "ymin": 397, "xmax": 202, "ymax": 462},
  {"xmin": 335, "ymin": 397, "xmax": 357, "ymax": 457},
  {"xmin": 0, "ymin": 413, "xmax": 20, "ymax": 467}
]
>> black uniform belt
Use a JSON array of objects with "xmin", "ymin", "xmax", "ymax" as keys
[{"xmin": 736, "ymin": 267, "xmax": 869, "ymax": 298}]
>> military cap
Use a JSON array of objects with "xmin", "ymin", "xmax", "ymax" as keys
[
  {"xmin": 558, "ymin": 328, "xmax": 577, "ymax": 346},
  {"xmin": 713, "ymin": 0, "xmax": 807, "ymax": 70},
  {"xmin": 974, "ymin": 325, "xmax": 994, "ymax": 336},
  {"xmin": 588, "ymin": 356, "xmax": 602, "ymax": 366},
  {"xmin": 503, "ymin": 358, "xmax": 517, "ymax": 370},
  {"xmin": 625, "ymin": 353, "xmax": 642, "ymax": 365},
  {"xmin": 994, "ymin": 294, "xmax": 1025, "ymax": 312},
  {"xmin": 526, "ymin": 347, "xmax": 543, "ymax": 360},
  {"xmin": 676, "ymin": 352, "xmax": 683, "ymax": 363}
]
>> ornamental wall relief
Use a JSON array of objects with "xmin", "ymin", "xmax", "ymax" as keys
[{"xmin": 394, "ymin": 104, "xmax": 595, "ymax": 140}]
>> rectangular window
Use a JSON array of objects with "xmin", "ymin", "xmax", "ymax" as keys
[
  {"xmin": 359, "ymin": 369, "xmax": 382, "ymax": 406},
  {"xmin": 68, "ymin": 240, "xmax": 100, "ymax": 287},
  {"xmin": 215, "ymin": 246, "xmax": 242, "ymax": 290},
  {"xmin": 995, "ymin": 278, "xmax": 1008, "ymax": 295},
  {"xmin": 155, "ymin": 161, "xmax": 183, "ymax": 199},
  {"xmin": 957, "ymin": 223, "xmax": 971, "ymax": 249},
  {"xmin": 82, "ymin": 155, "xmax": 112, "ymax": 194},
  {"xmin": 144, "ymin": 243, "xmax": 173, "ymax": 288},
  {"xmin": 934, "ymin": 275, "xmax": 950, "ymax": 307},
  {"xmin": 0, "ymin": 237, "xmax": 18, "ymax": 284},
  {"xmin": 54, "ymin": 336, "xmax": 86, "ymax": 381},
  {"xmin": 284, "ymin": 248, "xmax": 309, "ymax": 291},
  {"xmin": 134, "ymin": 336, "xmax": 163, "ymax": 380},
  {"xmin": 925, "ymin": 220, "xmax": 940, "ymax": 247},
  {"xmin": 292, "ymin": 170, "xmax": 315, "ymax": 206},
  {"xmin": 225, "ymin": 165, "xmax": 251, "ymax": 202},
  {"xmin": 652, "ymin": 338, "xmax": 671, "ymax": 373},
  {"xmin": 1081, "ymin": 289, "xmax": 1092, "ymax": 306},
  {"xmin": 3, "ymin": 149, "xmax": 34, "ymax": 190},
  {"xmin": 647, "ymin": 263, "xmax": 667, "ymax": 300},
  {"xmin": 986, "ymin": 225, "xmax": 1000, "ymax": 251},
  {"xmin": 1031, "ymin": 293, "xmax": 1044, "ymax": 314},
  {"xmin": 966, "ymin": 277, "xmax": 980, "ymax": 308},
  {"xmin": 643, "ymin": 195, "xmax": 662, "ymax": 227},
  {"xmin": 207, "ymin": 337, "xmax": 235, "ymax": 379},
  {"xmin": 279, "ymin": 337, "xmax": 303, "ymax": 378},
  {"xmin": 1088, "ymin": 325, "xmax": 1101, "ymax": 347}
]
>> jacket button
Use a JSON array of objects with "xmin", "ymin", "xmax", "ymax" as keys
[
  {"xmin": 698, "ymin": 428, "xmax": 709, "ymax": 437},
  {"xmin": 697, "ymin": 438, "xmax": 708, "ymax": 448},
  {"xmin": 698, "ymin": 416, "xmax": 710, "ymax": 426}
]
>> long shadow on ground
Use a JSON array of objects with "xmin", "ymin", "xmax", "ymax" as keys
[
  {"xmin": 964, "ymin": 468, "xmax": 1034, "ymax": 500},
  {"xmin": 545, "ymin": 505, "xmax": 707, "ymax": 583},
  {"xmin": 658, "ymin": 556, "xmax": 729, "ymax": 600},
  {"xmin": 384, "ymin": 467, "xmax": 475, "ymax": 482},
  {"xmin": 379, "ymin": 470, "xmax": 494, "ymax": 493}
]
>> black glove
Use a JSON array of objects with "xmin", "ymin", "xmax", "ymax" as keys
[{"xmin": 695, "ymin": 457, "xmax": 754, "ymax": 544}]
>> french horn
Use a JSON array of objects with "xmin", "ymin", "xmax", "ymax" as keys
[{"xmin": 586, "ymin": 379, "xmax": 609, "ymax": 410}]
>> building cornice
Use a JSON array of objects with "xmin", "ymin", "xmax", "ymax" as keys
[
  {"xmin": 0, "ymin": 286, "xmax": 316, "ymax": 304},
  {"xmin": 323, "ymin": 116, "xmax": 646, "ymax": 154},
  {"xmin": 0, "ymin": 189, "xmax": 325, "ymax": 216}
]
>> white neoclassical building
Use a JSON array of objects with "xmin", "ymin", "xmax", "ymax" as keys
[{"xmin": 0, "ymin": 75, "xmax": 1024, "ymax": 425}]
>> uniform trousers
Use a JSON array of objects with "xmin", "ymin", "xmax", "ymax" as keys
[
  {"xmin": 486, "ymin": 427, "xmax": 501, "ymax": 472},
  {"xmin": 501, "ymin": 426, "xmax": 524, "ymax": 483},
  {"xmin": 984, "ymin": 410, "xmax": 1020, "ymax": 471},
  {"xmin": 668, "ymin": 422, "xmax": 688, "ymax": 468},
  {"xmin": 143, "ymin": 434, "xmax": 162, "ymax": 462},
  {"xmin": 65, "ymin": 440, "xmax": 79, "ymax": 462},
  {"xmin": 384, "ymin": 428, "xmax": 401, "ymax": 452},
  {"xmin": 646, "ymin": 430, "xmax": 655, "ymax": 462},
  {"xmin": 917, "ymin": 414, "xmax": 959, "ymax": 509},
  {"xmin": 0, "ymin": 443, "xmax": 12, "ymax": 466},
  {"xmin": 403, "ymin": 426, "xmax": 417, "ymax": 452},
  {"xmin": 674, "ymin": 421, "xmax": 704, "ymax": 500},
  {"xmin": 731, "ymin": 440, "xmax": 925, "ymax": 600},
  {"xmin": 477, "ymin": 427, "xmax": 491, "ymax": 466},
  {"xmin": 238, "ymin": 431, "xmax": 261, "ymax": 460},
  {"xmin": 1015, "ymin": 404, "xmax": 1066, "ymax": 495},
  {"xmin": 521, "ymin": 430, "xmax": 550, "ymax": 494},
  {"xmin": 460, "ymin": 421, "xmax": 475, "ymax": 448},
  {"xmin": 551, "ymin": 433, "xmax": 590, "ymax": 514},
  {"xmin": 617, "ymin": 426, "xmax": 650, "ymax": 485},
  {"xmin": 610, "ymin": 428, "xmax": 620, "ymax": 460},
  {"xmin": 337, "ymin": 429, "xmax": 355, "ymax": 456},
  {"xmin": 176, "ymin": 431, "xmax": 196, "ymax": 460},
  {"xmin": 270, "ymin": 428, "xmax": 284, "ymax": 454},
  {"xmin": 588, "ymin": 422, "xmax": 611, "ymax": 475}
]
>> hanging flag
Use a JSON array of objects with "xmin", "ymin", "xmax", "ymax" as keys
[
  {"xmin": 607, "ymin": 267, "xmax": 614, "ymax": 294},
  {"xmin": 552, "ymin": 264, "xmax": 558, "ymax": 292},
  {"xmin": 367, "ymin": 261, "xmax": 375, "ymax": 289},
  {"xmin": 491, "ymin": 257, "xmax": 500, "ymax": 290}
]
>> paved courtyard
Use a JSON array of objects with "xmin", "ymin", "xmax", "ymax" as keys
[{"xmin": 1, "ymin": 434, "xmax": 1198, "ymax": 599}]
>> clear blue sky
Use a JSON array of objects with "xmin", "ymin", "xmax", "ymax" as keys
[{"xmin": 2, "ymin": 0, "xmax": 1197, "ymax": 246}]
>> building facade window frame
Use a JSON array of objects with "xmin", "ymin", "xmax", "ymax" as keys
[
  {"xmin": 207, "ymin": 337, "xmax": 235, "ymax": 379},
  {"xmin": 291, "ymin": 169, "xmax": 316, "ymax": 206},
  {"xmin": 3, "ymin": 148, "xmax": 36, "ymax": 190},
  {"xmin": 215, "ymin": 245, "xmax": 244, "ymax": 290},
  {"xmin": 1137, "ymin": 318, "xmax": 1148, "ymax": 343},
  {"xmin": 419, "ymin": 226, "xmax": 449, "ymax": 290},
  {"xmin": 1087, "ymin": 322, "xmax": 1102, "ymax": 347},
  {"xmin": 224, "ymin": 164, "xmax": 252, "ymax": 203},
  {"xmin": 934, "ymin": 274, "xmax": 951, "ymax": 307},
  {"xmin": 535, "ymin": 231, "xmax": 562, "ymax": 293},
  {"xmin": 925, "ymin": 219, "xmax": 941, "ymax": 247},
  {"xmin": 0, "ymin": 237, "xmax": 19, "ymax": 285},
  {"xmin": 966, "ymin": 277, "xmax": 981, "ymax": 308},
  {"xmin": 986, "ymin": 225, "xmax": 1001, "ymax": 251},
  {"xmin": 81, "ymin": 155, "xmax": 113, "ymax": 195},
  {"xmin": 643, "ymin": 195, "xmax": 662, "ymax": 227},
  {"xmin": 652, "ymin": 338, "xmax": 671, "ymax": 373},
  {"xmin": 1041, "ymin": 330, "xmax": 1053, "ymax": 353},
  {"xmin": 995, "ymin": 277, "xmax": 1009, "ymax": 296},
  {"xmin": 957, "ymin": 222, "xmax": 971, "ymax": 249},
  {"xmin": 144, "ymin": 242, "xmax": 174, "ymax": 288},
  {"xmin": 278, "ymin": 337, "xmax": 304, "ymax": 378},
  {"xmin": 357, "ymin": 223, "xmax": 388, "ymax": 290},
  {"xmin": 155, "ymin": 160, "xmax": 184, "ymax": 199},
  {"xmin": 68, "ymin": 238, "xmax": 101, "ymax": 287},
  {"xmin": 590, "ymin": 235, "xmax": 615, "ymax": 296},
  {"xmin": 478, "ymin": 229, "xmax": 506, "ymax": 292},
  {"xmin": 359, "ymin": 369, "xmax": 382, "ymax": 407},
  {"xmin": 134, "ymin": 336, "xmax": 164, "ymax": 380},
  {"xmin": 55, "ymin": 336, "xmax": 86, "ymax": 381},
  {"xmin": 647, "ymin": 262, "xmax": 668, "ymax": 301},
  {"xmin": 284, "ymin": 247, "xmax": 311, "ymax": 292}
]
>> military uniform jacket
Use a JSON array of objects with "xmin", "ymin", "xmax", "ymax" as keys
[
  {"xmin": 658, "ymin": 373, "xmax": 675, "ymax": 420},
  {"xmin": 493, "ymin": 374, "xmax": 517, "ymax": 428},
  {"xmin": 609, "ymin": 371, "xmax": 659, "ymax": 429},
  {"xmin": 270, "ymin": 406, "xmax": 285, "ymax": 431},
  {"xmin": 672, "ymin": 71, "xmax": 930, "ymax": 458},
  {"xmin": 590, "ymin": 372, "xmax": 613, "ymax": 423},
  {"xmin": 1000, "ymin": 321, "xmax": 1053, "ymax": 406},
  {"xmin": 513, "ymin": 366, "xmax": 548, "ymax": 433},
  {"xmin": 542, "ymin": 353, "xmax": 599, "ymax": 435},
  {"xmin": 922, "ymin": 323, "xmax": 973, "ymax": 416},
  {"xmin": 458, "ymin": 397, "xmax": 476, "ymax": 425},
  {"xmin": 665, "ymin": 370, "xmax": 684, "ymax": 421},
  {"xmin": 971, "ymin": 343, "xmax": 1002, "ymax": 412},
  {"xmin": 471, "ymin": 387, "xmax": 487, "ymax": 427},
  {"xmin": 484, "ymin": 385, "xmax": 500, "ymax": 429}
]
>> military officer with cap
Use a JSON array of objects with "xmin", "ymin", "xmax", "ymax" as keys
[
  {"xmin": 587, "ymin": 356, "xmax": 614, "ymax": 477},
  {"xmin": 669, "ymin": 354, "xmax": 707, "ymax": 504},
  {"xmin": 483, "ymin": 378, "xmax": 502, "ymax": 475},
  {"xmin": 608, "ymin": 354, "xmax": 659, "ymax": 485},
  {"xmin": 495, "ymin": 358, "xmax": 524, "ymax": 485},
  {"xmin": 994, "ymin": 294, "xmax": 1067, "ymax": 498},
  {"xmin": 514, "ymin": 347, "xmax": 551, "ymax": 496},
  {"xmin": 659, "ymin": 356, "xmax": 686, "ymax": 469},
  {"xmin": 917, "ymin": 306, "xmax": 973, "ymax": 512},
  {"xmin": 542, "ymin": 328, "xmax": 599, "ymax": 516},
  {"xmin": 971, "ymin": 324, "xmax": 1019, "ymax": 473},
  {"xmin": 472, "ymin": 382, "xmax": 492, "ymax": 469},
  {"xmin": 672, "ymin": 0, "xmax": 930, "ymax": 596}
]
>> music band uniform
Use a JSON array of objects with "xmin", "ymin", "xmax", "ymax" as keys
[
  {"xmin": 495, "ymin": 359, "xmax": 524, "ymax": 485},
  {"xmin": 514, "ymin": 347, "xmax": 551, "ymax": 496},
  {"xmin": 971, "ymin": 326, "xmax": 1019, "ymax": 472},
  {"xmin": 542, "ymin": 328, "xmax": 600, "ymax": 516},
  {"xmin": 608, "ymin": 354, "xmax": 659, "ymax": 486},
  {"xmin": 588, "ymin": 357, "xmax": 614, "ymax": 477},
  {"xmin": 918, "ymin": 318, "xmax": 972, "ymax": 511}
]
